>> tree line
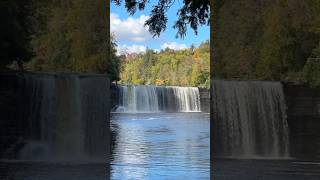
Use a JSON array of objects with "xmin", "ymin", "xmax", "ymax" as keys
[
  {"xmin": 119, "ymin": 41, "xmax": 210, "ymax": 88},
  {"xmin": 4, "ymin": 0, "xmax": 319, "ymax": 87},
  {"xmin": 213, "ymin": 0, "xmax": 320, "ymax": 87}
]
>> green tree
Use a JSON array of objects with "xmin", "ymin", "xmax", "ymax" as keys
[
  {"xmin": 112, "ymin": 0, "xmax": 210, "ymax": 38},
  {"xmin": 27, "ymin": 0, "xmax": 120, "ymax": 81},
  {"xmin": 302, "ymin": 59, "xmax": 320, "ymax": 88},
  {"xmin": 214, "ymin": 0, "xmax": 320, "ymax": 87},
  {"xmin": 0, "ymin": 0, "xmax": 33, "ymax": 70}
]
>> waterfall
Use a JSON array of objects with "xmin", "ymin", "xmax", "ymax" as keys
[
  {"xmin": 19, "ymin": 74, "xmax": 109, "ymax": 160},
  {"xmin": 116, "ymin": 85, "xmax": 201, "ymax": 113},
  {"xmin": 212, "ymin": 80, "xmax": 289, "ymax": 158}
]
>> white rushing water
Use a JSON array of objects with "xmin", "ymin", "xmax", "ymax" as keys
[
  {"xmin": 212, "ymin": 80, "xmax": 289, "ymax": 158},
  {"xmin": 116, "ymin": 85, "xmax": 201, "ymax": 113},
  {"xmin": 19, "ymin": 74, "xmax": 108, "ymax": 161}
]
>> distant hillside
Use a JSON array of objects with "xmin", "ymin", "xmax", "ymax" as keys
[{"xmin": 119, "ymin": 41, "xmax": 210, "ymax": 88}]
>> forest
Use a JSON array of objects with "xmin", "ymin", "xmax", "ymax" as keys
[
  {"xmin": 3, "ymin": 0, "xmax": 320, "ymax": 88},
  {"xmin": 1, "ymin": 0, "xmax": 120, "ymax": 82},
  {"xmin": 213, "ymin": 0, "xmax": 320, "ymax": 87},
  {"xmin": 119, "ymin": 41, "xmax": 210, "ymax": 88}
]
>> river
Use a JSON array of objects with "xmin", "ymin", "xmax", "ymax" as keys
[{"xmin": 110, "ymin": 112, "xmax": 210, "ymax": 179}]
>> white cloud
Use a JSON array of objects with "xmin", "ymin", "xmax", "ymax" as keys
[
  {"xmin": 161, "ymin": 42, "xmax": 188, "ymax": 51},
  {"xmin": 117, "ymin": 44, "xmax": 147, "ymax": 55},
  {"xmin": 153, "ymin": 49, "xmax": 161, "ymax": 53},
  {"xmin": 111, "ymin": 13, "xmax": 152, "ymax": 43},
  {"xmin": 116, "ymin": 42, "xmax": 188, "ymax": 55}
]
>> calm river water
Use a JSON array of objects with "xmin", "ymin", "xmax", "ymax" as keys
[{"xmin": 110, "ymin": 112, "xmax": 210, "ymax": 180}]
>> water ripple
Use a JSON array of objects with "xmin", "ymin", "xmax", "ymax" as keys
[{"xmin": 110, "ymin": 113, "xmax": 210, "ymax": 180}]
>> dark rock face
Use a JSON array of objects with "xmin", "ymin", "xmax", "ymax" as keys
[
  {"xmin": 199, "ymin": 88, "xmax": 210, "ymax": 113},
  {"xmin": 283, "ymin": 84, "xmax": 320, "ymax": 159},
  {"xmin": 0, "ymin": 73, "xmax": 30, "ymax": 159},
  {"xmin": 110, "ymin": 83, "xmax": 120, "ymax": 112},
  {"xmin": 0, "ymin": 72, "xmax": 110, "ymax": 160}
]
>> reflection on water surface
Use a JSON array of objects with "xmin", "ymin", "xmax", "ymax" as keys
[{"xmin": 110, "ymin": 112, "xmax": 210, "ymax": 180}]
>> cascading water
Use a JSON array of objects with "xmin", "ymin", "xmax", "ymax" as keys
[
  {"xmin": 116, "ymin": 85, "xmax": 201, "ymax": 113},
  {"xmin": 212, "ymin": 80, "xmax": 289, "ymax": 158},
  {"xmin": 19, "ymin": 74, "xmax": 109, "ymax": 160}
]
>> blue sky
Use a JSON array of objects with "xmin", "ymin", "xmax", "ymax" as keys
[{"xmin": 110, "ymin": 1, "xmax": 210, "ymax": 54}]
